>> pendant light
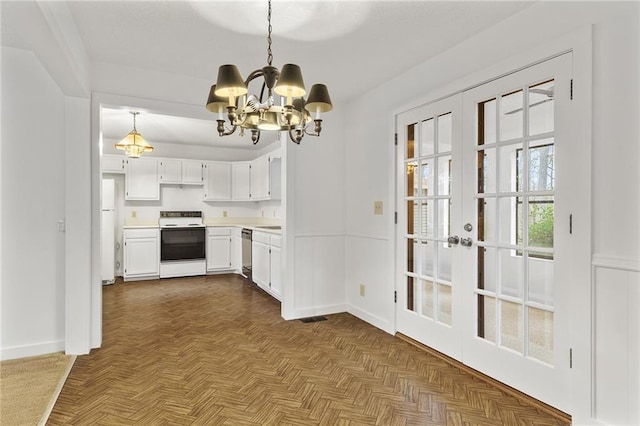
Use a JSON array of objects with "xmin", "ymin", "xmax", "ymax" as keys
[
  {"xmin": 115, "ymin": 111, "xmax": 153, "ymax": 158},
  {"xmin": 206, "ymin": 0, "xmax": 332, "ymax": 145}
]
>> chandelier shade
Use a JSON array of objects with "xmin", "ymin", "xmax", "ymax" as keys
[
  {"xmin": 115, "ymin": 112, "xmax": 153, "ymax": 158},
  {"xmin": 206, "ymin": 0, "xmax": 332, "ymax": 145}
]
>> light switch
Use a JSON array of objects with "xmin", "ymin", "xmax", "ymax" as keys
[
  {"xmin": 223, "ymin": 211, "xmax": 227, "ymax": 217},
  {"xmin": 373, "ymin": 201, "xmax": 383, "ymax": 215},
  {"xmin": 359, "ymin": 284, "xmax": 365, "ymax": 297},
  {"xmin": 131, "ymin": 210, "xmax": 137, "ymax": 218}
]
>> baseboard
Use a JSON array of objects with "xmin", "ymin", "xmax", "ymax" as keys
[
  {"xmin": 396, "ymin": 333, "xmax": 572, "ymax": 424},
  {"xmin": 0, "ymin": 340, "xmax": 65, "ymax": 361},
  {"xmin": 347, "ymin": 305, "xmax": 394, "ymax": 335},
  {"xmin": 283, "ymin": 303, "xmax": 347, "ymax": 320}
]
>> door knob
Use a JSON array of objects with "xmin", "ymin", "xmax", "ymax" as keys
[
  {"xmin": 447, "ymin": 235, "xmax": 460, "ymax": 245},
  {"xmin": 460, "ymin": 237, "xmax": 473, "ymax": 247}
]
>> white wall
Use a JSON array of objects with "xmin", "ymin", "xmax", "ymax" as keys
[
  {"xmin": 344, "ymin": 2, "xmax": 639, "ymax": 424},
  {"xmin": 1, "ymin": 47, "xmax": 66, "ymax": 359}
]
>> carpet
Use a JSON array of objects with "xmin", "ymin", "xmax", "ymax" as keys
[{"xmin": 0, "ymin": 352, "xmax": 75, "ymax": 425}]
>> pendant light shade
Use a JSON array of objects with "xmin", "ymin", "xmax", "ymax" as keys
[
  {"xmin": 215, "ymin": 64, "xmax": 248, "ymax": 98},
  {"xmin": 305, "ymin": 84, "xmax": 333, "ymax": 114},
  {"xmin": 115, "ymin": 112, "xmax": 153, "ymax": 158},
  {"xmin": 206, "ymin": 85, "xmax": 229, "ymax": 114},
  {"xmin": 274, "ymin": 64, "xmax": 306, "ymax": 99}
]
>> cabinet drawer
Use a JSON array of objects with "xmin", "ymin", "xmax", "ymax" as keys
[
  {"xmin": 207, "ymin": 227, "xmax": 231, "ymax": 237},
  {"xmin": 270, "ymin": 235, "xmax": 281, "ymax": 248},
  {"xmin": 124, "ymin": 228, "xmax": 158, "ymax": 239},
  {"xmin": 252, "ymin": 231, "xmax": 270, "ymax": 244}
]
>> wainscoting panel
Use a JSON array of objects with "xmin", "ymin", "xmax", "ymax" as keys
[{"xmin": 593, "ymin": 256, "xmax": 639, "ymax": 426}]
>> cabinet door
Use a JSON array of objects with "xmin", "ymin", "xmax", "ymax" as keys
[
  {"xmin": 102, "ymin": 154, "xmax": 126, "ymax": 174},
  {"xmin": 231, "ymin": 228, "xmax": 242, "ymax": 271},
  {"xmin": 125, "ymin": 158, "xmax": 159, "ymax": 200},
  {"xmin": 270, "ymin": 245, "xmax": 281, "ymax": 299},
  {"xmin": 124, "ymin": 237, "xmax": 159, "ymax": 278},
  {"xmin": 204, "ymin": 162, "xmax": 231, "ymax": 201},
  {"xmin": 159, "ymin": 159, "xmax": 182, "ymax": 183},
  {"xmin": 232, "ymin": 162, "xmax": 251, "ymax": 200},
  {"xmin": 207, "ymin": 235, "xmax": 231, "ymax": 270},
  {"xmin": 252, "ymin": 241, "xmax": 270, "ymax": 289},
  {"xmin": 250, "ymin": 155, "xmax": 270, "ymax": 200},
  {"xmin": 182, "ymin": 160, "xmax": 203, "ymax": 185}
]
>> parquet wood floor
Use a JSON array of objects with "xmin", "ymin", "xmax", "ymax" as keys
[{"xmin": 47, "ymin": 275, "xmax": 570, "ymax": 425}]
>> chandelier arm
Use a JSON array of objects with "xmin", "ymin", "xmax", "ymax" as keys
[
  {"xmin": 252, "ymin": 130, "xmax": 261, "ymax": 145},
  {"xmin": 244, "ymin": 69, "xmax": 264, "ymax": 86},
  {"xmin": 288, "ymin": 129, "xmax": 303, "ymax": 145}
]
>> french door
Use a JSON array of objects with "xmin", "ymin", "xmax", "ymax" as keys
[{"xmin": 397, "ymin": 54, "xmax": 573, "ymax": 411}]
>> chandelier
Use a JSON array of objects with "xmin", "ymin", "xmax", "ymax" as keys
[
  {"xmin": 114, "ymin": 112, "xmax": 153, "ymax": 158},
  {"xmin": 206, "ymin": 0, "xmax": 332, "ymax": 145}
]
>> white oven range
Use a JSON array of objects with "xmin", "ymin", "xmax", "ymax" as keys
[{"xmin": 159, "ymin": 211, "xmax": 206, "ymax": 278}]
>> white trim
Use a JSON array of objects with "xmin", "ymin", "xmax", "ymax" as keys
[
  {"xmin": 0, "ymin": 341, "xmax": 65, "ymax": 361},
  {"xmin": 348, "ymin": 306, "xmax": 394, "ymax": 335},
  {"xmin": 592, "ymin": 255, "xmax": 640, "ymax": 272},
  {"xmin": 282, "ymin": 304, "xmax": 348, "ymax": 321}
]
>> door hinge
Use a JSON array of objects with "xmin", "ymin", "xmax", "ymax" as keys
[
  {"xmin": 570, "ymin": 348, "xmax": 573, "ymax": 368},
  {"xmin": 569, "ymin": 214, "xmax": 573, "ymax": 234},
  {"xmin": 570, "ymin": 79, "xmax": 573, "ymax": 100},
  {"xmin": 394, "ymin": 133, "xmax": 398, "ymax": 146},
  {"xmin": 394, "ymin": 291, "xmax": 397, "ymax": 303},
  {"xmin": 394, "ymin": 212, "xmax": 398, "ymax": 224}
]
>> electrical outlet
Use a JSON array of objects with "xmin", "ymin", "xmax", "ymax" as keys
[
  {"xmin": 359, "ymin": 284, "xmax": 365, "ymax": 297},
  {"xmin": 131, "ymin": 210, "xmax": 137, "ymax": 218},
  {"xmin": 262, "ymin": 210, "xmax": 264, "ymax": 217},
  {"xmin": 374, "ymin": 201, "xmax": 383, "ymax": 215},
  {"xmin": 223, "ymin": 211, "xmax": 227, "ymax": 217},
  {"xmin": 273, "ymin": 210, "xmax": 276, "ymax": 218}
]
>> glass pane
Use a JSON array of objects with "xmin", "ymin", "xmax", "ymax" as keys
[
  {"xmin": 500, "ymin": 300, "xmax": 523, "ymax": 353},
  {"xmin": 499, "ymin": 248, "xmax": 524, "ymax": 298},
  {"xmin": 478, "ymin": 98, "xmax": 496, "ymax": 146},
  {"xmin": 420, "ymin": 200, "xmax": 433, "ymax": 238},
  {"xmin": 420, "ymin": 240, "xmax": 434, "ymax": 278},
  {"xmin": 528, "ymin": 80, "xmax": 554, "ymax": 136},
  {"xmin": 477, "ymin": 198, "xmax": 496, "ymax": 243},
  {"xmin": 437, "ymin": 284, "xmax": 452, "ymax": 325},
  {"xmin": 478, "ymin": 246, "xmax": 496, "ymax": 293},
  {"xmin": 420, "ymin": 118, "xmax": 434, "ymax": 156},
  {"xmin": 528, "ymin": 307, "xmax": 554, "ymax": 364},
  {"xmin": 528, "ymin": 196, "xmax": 554, "ymax": 249},
  {"xmin": 407, "ymin": 239, "xmax": 417, "ymax": 273},
  {"xmin": 406, "ymin": 201, "xmax": 418, "ymax": 235},
  {"xmin": 528, "ymin": 140, "xmax": 555, "ymax": 191},
  {"xmin": 477, "ymin": 148, "xmax": 496, "ymax": 194},
  {"xmin": 437, "ymin": 113, "xmax": 452, "ymax": 153},
  {"xmin": 527, "ymin": 252, "xmax": 554, "ymax": 305},
  {"xmin": 500, "ymin": 89, "xmax": 523, "ymax": 141},
  {"xmin": 420, "ymin": 160, "xmax": 433, "ymax": 196},
  {"xmin": 437, "ymin": 243, "xmax": 452, "ymax": 282},
  {"xmin": 437, "ymin": 155, "xmax": 452, "ymax": 195},
  {"xmin": 498, "ymin": 197, "xmax": 521, "ymax": 246},
  {"xmin": 406, "ymin": 161, "xmax": 418, "ymax": 197},
  {"xmin": 477, "ymin": 295, "xmax": 496, "ymax": 342},
  {"xmin": 406, "ymin": 123, "xmax": 416, "ymax": 159},
  {"xmin": 436, "ymin": 199, "xmax": 451, "ymax": 239},
  {"xmin": 421, "ymin": 279, "xmax": 434, "ymax": 319},
  {"xmin": 407, "ymin": 276, "xmax": 415, "ymax": 311},
  {"xmin": 498, "ymin": 143, "xmax": 523, "ymax": 193}
]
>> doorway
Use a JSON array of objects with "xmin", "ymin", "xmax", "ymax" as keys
[{"xmin": 396, "ymin": 53, "xmax": 574, "ymax": 411}]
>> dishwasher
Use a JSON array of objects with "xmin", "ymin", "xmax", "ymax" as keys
[{"xmin": 241, "ymin": 228, "xmax": 252, "ymax": 279}]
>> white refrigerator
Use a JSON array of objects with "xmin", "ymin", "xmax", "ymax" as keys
[{"xmin": 101, "ymin": 178, "xmax": 116, "ymax": 284}]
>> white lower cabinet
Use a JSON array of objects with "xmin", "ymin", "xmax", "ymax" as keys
[
  {"xmin": 252, "ymin": 231, "xmax": 281, "ymax": 301},
  {"xmin": 207, "ymin": 228, "xmax": 232, "ymax": 271},
  {"xmin": 123, "ymin": 228, "xmax": 159, "ymax": 281}
]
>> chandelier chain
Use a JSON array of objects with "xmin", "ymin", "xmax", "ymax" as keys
[{"xmin": 267, "ymin": 0, "xmax": 273, "ymax": 66}]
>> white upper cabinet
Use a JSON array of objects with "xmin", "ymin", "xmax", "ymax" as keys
[
  {"xmin": 159, "ymin": 159, "xmax": 182, "ymax": 184},
  {"xmin": 250, "ymin": 155, "xmax": 270, "ymax": 200},
  {"xmin": 232, "ymin": 162, "xmax": 251, "ymax": 201},
  {"xmin": 182, "ymin": 160, "xmax": 203, "ymax": 184},
  {"xmin": 203, "ymin": 161, "xmax": 232, "ymax": 201},
  {"xmin": 102, "ymin": 154, "xmax": 126, "ymax": 174},
  {"xmin": 125, "ymin": 158, "xmax": 159, "ymax": 200}
]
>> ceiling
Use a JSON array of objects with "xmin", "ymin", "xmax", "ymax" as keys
[{"xmin": 3, "ymin": 1, "xmax": 534, "ymax": 149}]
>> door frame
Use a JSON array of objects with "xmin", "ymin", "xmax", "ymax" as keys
[{"xmin": 392, "ymin": 27, "xmax": 592, "ymax": 418}]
